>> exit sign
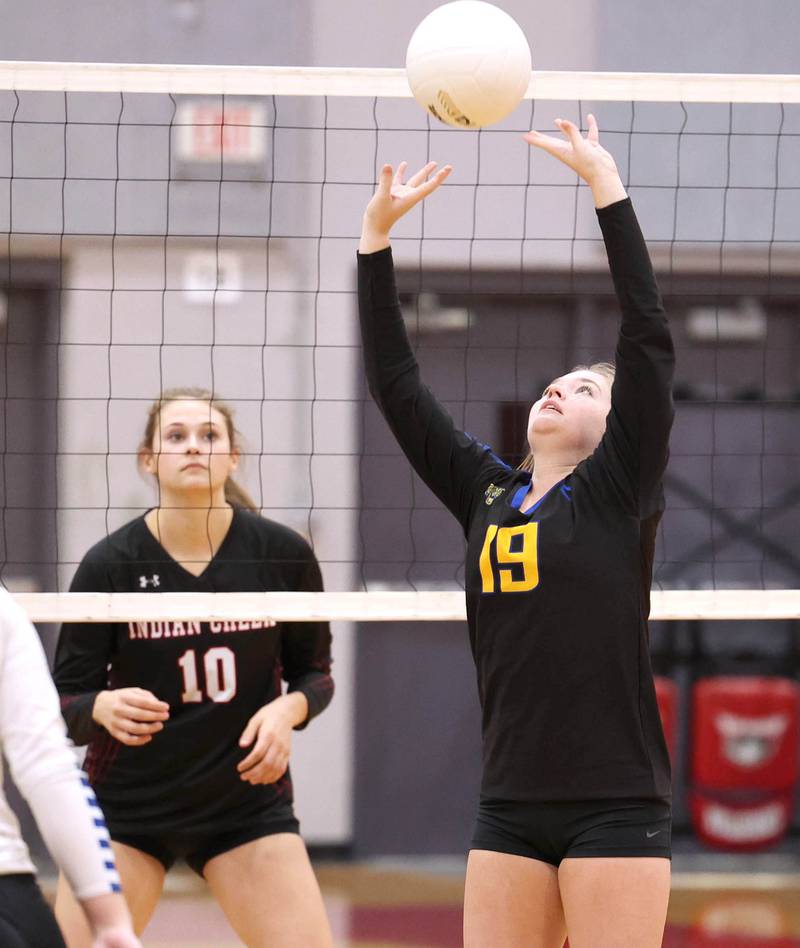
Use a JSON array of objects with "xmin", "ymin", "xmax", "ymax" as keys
[{"xmin": 175, "ymin": 101, "xmax": 268, "ymax": 164}]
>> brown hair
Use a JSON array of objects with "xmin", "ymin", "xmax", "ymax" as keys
[
  {"xmin": 138, "ymin": 387, "xmax": 258, "ymax": 512},
  {"xmin": 517, "ymin": 362, "xmax": 616, "ymax": 474}
]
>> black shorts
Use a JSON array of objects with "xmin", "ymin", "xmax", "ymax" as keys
[
  {"xmin": 108, "ymin": 807, "xmax": 300, "ymax": 877},
  {"xmin": 0, "ymin": 873, "xmax": 66, "ymax": 948},
  {"xmin": 472, "ymin": 796, "xmax": 672, "ymax": 866}
]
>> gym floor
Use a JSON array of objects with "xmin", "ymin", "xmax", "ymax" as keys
[{"xmin": 53, "ymin": 855, "xmax": 799, "ymax": 947}]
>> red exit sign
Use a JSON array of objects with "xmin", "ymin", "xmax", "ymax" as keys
[{"xmin": 175, "ymin": 102, "xmax": 267, "ymax": 163}]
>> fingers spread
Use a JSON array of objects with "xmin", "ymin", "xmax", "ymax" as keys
[
  {"xmin": 407, "ymin": 160, "xmax": 438, "ymax": 188},
  {"xmin": 523, "ymin": 130, "xmax": 569, "ymax": 158},
  {"xmin": 434, "ymin": 164, "xmax": 453, "ymax": 183},
  {"xmin": 587, "ymin": 113, "xmax": 600, "ymax": 143},
  {"xmin": 377, "ymin": 164, "xmax": 393, "ymax": 197},
  {"xmin": 555, "ymin": 117, "xmax": 583, "ymax": 150},
  {"xmin": 418, "ymin": 164, "xmax": 452, "ymax": 198}
]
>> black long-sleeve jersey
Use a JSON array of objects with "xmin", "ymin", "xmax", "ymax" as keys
[
  {"xmin": 54, "ymin": 509, "xmax": 333, "ymax": 835},
  {"xmin": 358, "ymin": 198, "xmax": 674, "ymax": 803}
]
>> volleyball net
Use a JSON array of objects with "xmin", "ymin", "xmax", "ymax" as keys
[{"xmin": 0, "ymin": 62, "xmax": 799, "ymax": 624}]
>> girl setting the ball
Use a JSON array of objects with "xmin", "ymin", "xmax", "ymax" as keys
[{"xmin": 358, "ymin": 115, "xmax": 674, "ymax": 947}]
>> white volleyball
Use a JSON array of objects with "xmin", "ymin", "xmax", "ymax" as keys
[{"xmin": 405, "ymin": 1, "xmax": 532, "ymax": 129}]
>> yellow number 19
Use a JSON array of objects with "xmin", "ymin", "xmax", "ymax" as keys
[{"xmin": 479, "ymin": 523, "xmax": 540, "ymax": 593}]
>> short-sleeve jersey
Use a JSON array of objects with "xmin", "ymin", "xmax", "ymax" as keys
[
  {"xmin": 358, "ymin": 198, "xmax": 674, "ymax": 803},
  {"xmin": 53, "ymin": 509, "xmax": 333, "ymax": 835}
]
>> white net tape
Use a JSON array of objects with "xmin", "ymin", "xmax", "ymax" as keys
[
  {"xmin": 12, "ymin": 589, "xmax": 800, "ymax": 623},
  {"xmin": 1, "ymin": 61, "xmax": 799, "ymax": 103}
]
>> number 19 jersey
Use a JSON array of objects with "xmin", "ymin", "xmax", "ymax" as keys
[{"xmin": 358, "ymin": 197, "xmax": 674, "ymax": 804}]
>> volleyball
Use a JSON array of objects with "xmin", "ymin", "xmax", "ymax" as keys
[{"xmin": 405, "ymin": 1, "xmax": 532, "ymax": 129}]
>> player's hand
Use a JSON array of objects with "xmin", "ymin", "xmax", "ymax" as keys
[
  {"xmin": 237, "ymin": 694, "xmax": 305, "ymax": 785},
  {"xmin": 92, "ymin": 687, "xmax": 170, "ymax": 746},
  {"xmin": 360, "ymin": 161, "xmax": 453, "ymax": 252},
  {"xmin": 524, "ymin": 114, "xmax": 627, "ymax": 208},
  {"xmin": 81, "ymin": 892, "xmax": 140, "ymax": 947},
  {"xmin": 92, "ymin": 929, "xmax": 142, "ymax": 948}
]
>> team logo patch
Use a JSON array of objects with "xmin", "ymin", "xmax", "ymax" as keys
[
  {"xmin": 139, "ymin": 574, "xmax": 161, "ymax": 589},
  {"xmin": 484, "ymin": 483, "xmax": 505, "ymax": 506}
]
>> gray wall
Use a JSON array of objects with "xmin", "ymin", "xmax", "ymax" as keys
[
  {"xmin": 595, "ymin": 1, "xmax": 800, "ymax": 73},
  {"xmin": 2, "ymin": 0, "xmax": 799, "ymax": 72},
  {"xmin": 0, "ymin": 0, "xmax": 311, "ymax": 66}
]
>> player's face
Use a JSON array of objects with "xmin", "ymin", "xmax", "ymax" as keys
[
  {"xmin": 145, "ymin": 400, "xmax": 238, "ymax": 495},
  {"xmin": 527, "ymin": 370, "xmax": 612, "ymax": 457}
]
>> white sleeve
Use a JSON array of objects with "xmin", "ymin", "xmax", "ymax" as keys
[{"xmin": 0, "ymin": 590, "xmax": 121, "ymax": 900}]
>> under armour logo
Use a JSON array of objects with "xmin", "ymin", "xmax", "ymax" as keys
[{"xmin": 139, "ymin": 574, "xmax": 160, "ymax": 589}]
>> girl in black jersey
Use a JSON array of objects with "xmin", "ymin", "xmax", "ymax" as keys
[
  {"xmin": 358, "ymin": 117, "xmax": 674, "ymax": 947},
  {"xmin": 53, "ymin": 388, "xmax": 334, "ymax": 948}
]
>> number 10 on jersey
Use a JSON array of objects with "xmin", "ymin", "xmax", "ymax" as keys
[
  {"xmin": 479, "ymin": 523, "xmax": 540, "ymax": 593},
  {"xmin": 178, "ymin": 647, "xmax": 237, "ymax": 703}
]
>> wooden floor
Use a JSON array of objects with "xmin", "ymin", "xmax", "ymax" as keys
[{"xmin": 97, "ymin": 863, "xmax": 800, "ymax": 947}]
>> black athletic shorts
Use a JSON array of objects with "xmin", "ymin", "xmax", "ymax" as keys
[
  {"xmin": 472, "ymin": 796, "xmax": 672, "ymax": 865},
  {"xmin": 0, "ymin": 873, "xmax": 66, "ymax": 948},
  {"xmin": 107, "ymin": 805, "xmax": 300, "ymax": 877}
]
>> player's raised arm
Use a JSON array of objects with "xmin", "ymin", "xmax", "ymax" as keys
[
  {"xmin": 524, "ymin": 113, "xmax": 627, "ymax": 209},
  {"xmin": 358, "ymin": 161, "xmax": 510, "ymax": 531},
  {"xmin": 526, "ymin": 115, "xmax": 675, "ymax": 516},
  {"xmin": 359, "ymin": 160, "xmax": 452, "ymax": 254}
]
